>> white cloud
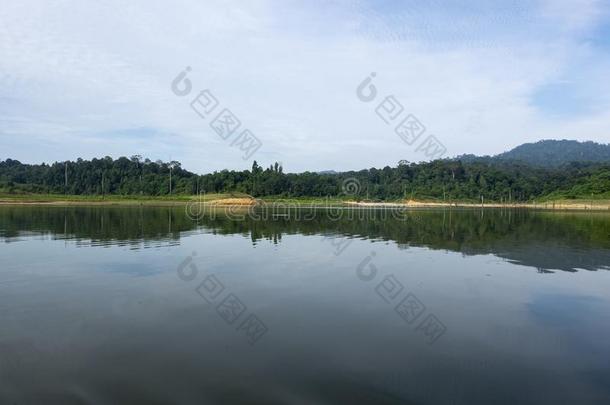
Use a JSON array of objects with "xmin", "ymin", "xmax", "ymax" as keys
[{"xmin": 0, "ymin": 0, "xmax": 609, "ymax": 173}]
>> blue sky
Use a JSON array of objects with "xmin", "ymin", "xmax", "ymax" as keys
[{"xmin": 1, "ymin": 0, "xmax": 609, "ymax": 173}]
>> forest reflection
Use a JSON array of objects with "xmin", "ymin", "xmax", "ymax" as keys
[{"xmin": 1, "ymin": 206, "xmax": 608, "ymax": 273}]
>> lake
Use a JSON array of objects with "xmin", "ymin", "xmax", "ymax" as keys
[{"xmin": 0, "ymin": 205, "xmax": 609, "ymax": 404}]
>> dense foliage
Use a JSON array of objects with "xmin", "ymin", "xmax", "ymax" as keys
[
  {"xmin": 1, "ymin": 155, "xmax": 608, "ymax": 201},
  {"xmin": 0, "ymin": 156, "xmax": 194, "ymax": 195}
]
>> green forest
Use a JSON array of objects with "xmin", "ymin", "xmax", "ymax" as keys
[{"xmin": 1, "ymin": 155, "xmax": 608, "ymax": 202}]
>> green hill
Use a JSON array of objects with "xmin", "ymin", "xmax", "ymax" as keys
[{"xmin": 496, "ymin": 139, "xmax": 610, "ymax": 167}]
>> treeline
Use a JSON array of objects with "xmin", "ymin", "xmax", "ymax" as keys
[
  {"xmin": 0, "ymin": 156, "xmax": 608, "ymax": 201},
  {"xmin": 0, "ymin": 156, "xmax": 194, "ymax": 195}
]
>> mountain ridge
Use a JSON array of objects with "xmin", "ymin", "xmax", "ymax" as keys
[{"xmin": 455, "ymin": 139, "xmax": 610, "ymax": 168}]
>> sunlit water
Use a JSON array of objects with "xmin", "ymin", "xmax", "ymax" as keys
[{"xmin": 0, "ymin": 206, "xmax": 609, "ymax": 404}]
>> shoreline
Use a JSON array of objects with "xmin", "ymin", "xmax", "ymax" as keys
[
  {"xmin": 344, "ymin": 200, "xmax": 610, "ymax": 211},
  {"xmin": 0, "ymin": 196, "xmax": 609, "ymax": 211}
]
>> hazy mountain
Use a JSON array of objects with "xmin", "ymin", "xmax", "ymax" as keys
[
  {"xmin": 496, "ymin": 140, "xmax": 610, "ymax": 166},
  {"xmin": 456, "ymin": 140, "xmax": 610, "ymax": 167}
]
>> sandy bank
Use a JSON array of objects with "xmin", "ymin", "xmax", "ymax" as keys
[{"xmin": 345, "ymin": 199, "xmax": 610, "ymax": 211}]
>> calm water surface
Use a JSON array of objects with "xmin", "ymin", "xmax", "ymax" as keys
[{"xmin": 0, "ymin": 206, "xmax": 609, "ymax": 404}]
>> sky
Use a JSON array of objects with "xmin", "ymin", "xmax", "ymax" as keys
[{"xmin": 1, "ymin": 0, "xmax": 610, "ymax": 173}]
